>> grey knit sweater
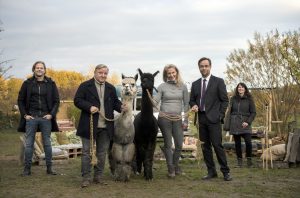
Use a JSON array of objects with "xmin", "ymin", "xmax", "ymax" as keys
[{"xmin": 153, "ymin": 82, "xmax": 189, "ymax": 119}]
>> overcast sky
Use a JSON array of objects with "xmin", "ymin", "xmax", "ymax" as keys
[{"xmin": 1, "ymin": 0, "xmax": 299, "ymax": 86}]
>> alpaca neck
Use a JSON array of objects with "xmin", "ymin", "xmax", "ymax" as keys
[
  {"xmin": 141, "ymin": 88, "xmax": 153, "ymax": 115},
  {"xmin": 122, "ymin": 97, "xmax": 134, "ymax": 115}
]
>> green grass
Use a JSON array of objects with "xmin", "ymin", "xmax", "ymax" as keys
[
  {"xmin": 0, "ymin": 129, "xmax": 21, "ymax": 157},
  {"xmin": 0, "ymin": 129, "xmax": 300, "ymax": 198}
]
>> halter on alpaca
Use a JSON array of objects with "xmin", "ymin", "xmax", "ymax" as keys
[
  {"xmin": 112, "ymin": 74, "xmax": 138, "ymax": 182},
  {"xmin": 133, "ymin": 68, "xmax": 159, "ymax": 180}
]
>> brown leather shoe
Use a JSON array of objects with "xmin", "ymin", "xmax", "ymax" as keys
[
  {"xmin": 81, "ymin": 180, "xmax": 90, "ymax": 188},
  {"xmin": 93, "ymin": 177, "xmax": 108, "ymax": 185}
]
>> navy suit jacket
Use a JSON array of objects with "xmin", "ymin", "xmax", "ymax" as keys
[
  {"xmin": 189, "ymin": 75, "xmax": 228, "ymax": 123},
  {"xmin": 74, "ymin": 78, "xmax": 122, "ymax": 139}
]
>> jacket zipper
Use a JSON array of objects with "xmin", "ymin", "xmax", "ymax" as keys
[{"xmin": 38, "ymin": 84, "xmax": 41, "ymax": 116}]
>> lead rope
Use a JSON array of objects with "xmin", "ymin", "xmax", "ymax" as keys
[
  {"xmin": 146, "ymin": 89, "xmax": 190, "ymax": 121},
  {"xmin": 98, "ymin": 110, "xmax": 122, "ymax": 121},
  {"xmin": 90, "ymin": 114, "xmax": 97, "ymax": 166}
]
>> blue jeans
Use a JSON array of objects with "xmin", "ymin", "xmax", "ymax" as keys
[
  {"xmin": 81, "ymin": 128, "xmax": 110, "ymax": 179},
  {"xmin": 24, "ymin": 118, "xmax": 52, "ymax": 167}
]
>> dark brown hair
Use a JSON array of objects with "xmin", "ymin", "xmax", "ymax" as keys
[
  {"xmin": 235, "ymin": 82, "xmax": 252, "ymax": 98},
  {"xmin": 198, "ymin": 57, "xmax": 211, "ymax": 67}
]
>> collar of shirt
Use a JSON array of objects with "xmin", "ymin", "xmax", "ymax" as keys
[
  {"xmin": 94, "ymin": 77, "xmax": 105, "ymax": 85},
  {"xmin": 201, "ymin": 74, "xmax": 211, "ymax": 84}
]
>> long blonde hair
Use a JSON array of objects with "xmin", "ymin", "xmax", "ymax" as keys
[{"xmin": 163, "ymin": 64, "xmax": 183, "ymax": 86}]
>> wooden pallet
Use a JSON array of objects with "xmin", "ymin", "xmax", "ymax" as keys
[
  {"xmin": 68, "ymin": 147, "xmax": 82, "ymax": 158},
  {"xmin": 68, "ymin": 151, "xmax": 82, "ymax": 159},
  {"xmin": 53, "ymin": 145, "xmax": 82, "ymax": 158}
]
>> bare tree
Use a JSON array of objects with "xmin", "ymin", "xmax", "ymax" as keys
[{"xmin": 225, "ymin": 29, "xmax": 300, "ymax": 137}]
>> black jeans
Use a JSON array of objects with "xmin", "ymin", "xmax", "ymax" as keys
[{"xmin": 233, "ymin": 133, "xmax": 252, "ymax": 158}]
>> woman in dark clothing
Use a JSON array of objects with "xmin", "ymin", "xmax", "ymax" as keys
[{"xmin": 229, "ymin": 83, "xmax": 256, "ymax": 167}]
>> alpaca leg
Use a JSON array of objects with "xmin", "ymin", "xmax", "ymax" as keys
[
  {"xmin": 136, "ymin": 145, "xmax": 145, "ymax": 174},
  {"xmin": 108, "ymin": 141, "xmax": 115, "ymax": 176},
  {"xmin": 113, "ymin": 146, "xmax": 129, "ymax": 182},
  {"xmin": 112, "ymin": 143, "xmax": 123, "ymax": 180},
  {"xmin": 120, "ymin": 143, "xmax": 134, "ymax": 181},
  {"xmin": 144, "ymin": 142, "xmax": 156, "ymax": 180},
  {"xmin": 114, "ymin": 144, "xmax": 135, "ymax": 182}
]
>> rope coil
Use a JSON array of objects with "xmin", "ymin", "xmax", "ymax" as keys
[{"xmin": 90, "ymin": 114, "xmax": 97, "ymax": 165}]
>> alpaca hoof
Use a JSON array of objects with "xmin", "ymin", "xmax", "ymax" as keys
[
  {"xmin": 146, "ymin": 178, "xmax": 153, "ymax": 181},
  {"xmin": 134, "ymin": 171, "xmax": 140, "ymax": 175}
]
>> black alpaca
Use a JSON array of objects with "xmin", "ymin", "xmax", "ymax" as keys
[{"xmin": 134, "ymin": 68, "xmax": 159, "ymax": 180}]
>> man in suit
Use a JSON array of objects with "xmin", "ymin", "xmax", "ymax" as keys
[
  {"xmin": 74, "ymin": 64, "xmax": 127, "ymax": 187},
  {"xmin": 190, "ymin": 57, "xmax": 232, "ymax": 181}
]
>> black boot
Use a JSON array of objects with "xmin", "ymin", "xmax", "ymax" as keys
[
  {"xmin": 247, "ymin": 157, "xmax": 253, "ymax": 168},
  {"xmin": 21, "ymin": 165, "xmax": 31, "ymax": 176},
  {"xmin": 47, "ymin": 166, "xmax": 57, "ymax": 175},
  {"xmin": 235, "ymin": 158, "xmax": 243, "ymax": 168}
]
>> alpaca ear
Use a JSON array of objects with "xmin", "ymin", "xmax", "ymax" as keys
[
  {"xmin": 138, "ymin": 68, "xmax": 143, "ymax": 76},
  {"xmin": 153, "ymin": 70, "xmax": 159, "ymax": 77},
  {"xmin": 134, "ymin": 73, "xmax": 138, "ymax": 81},
  {"xmin": 122, "ymin": 74, "xmax": 125, "ymax": 79}
]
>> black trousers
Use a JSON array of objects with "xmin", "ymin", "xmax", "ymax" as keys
[
  {"xmin": 198, "ymin": 112, "xmax": 230, "ymax": 175},
  {"xmin": 233, "ymin": 133, "xmax": 252, "ymax": 158}
]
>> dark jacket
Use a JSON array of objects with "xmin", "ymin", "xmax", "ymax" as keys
[
  {"xmin": 17, "ymin": 76, "xmax": 60, "ymax": 132},
  {"xmin": 189, "ymin": 75, "xmax": 228, "ymax": 123},
  {"xmin": 74, "ymin": 78, "xmax": 122, "ymax": 139},
  {"xmin": 229, "ymin": 95, "xmax": 256, "ymax": 135}
]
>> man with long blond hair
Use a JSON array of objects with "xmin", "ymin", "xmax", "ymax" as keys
[{"xmin": 18, "ymin": 61, "xmax": 60, "ymax": 176}]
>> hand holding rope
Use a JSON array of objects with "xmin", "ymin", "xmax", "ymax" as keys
[{"xmin": 146, "ymin": 89, "xmax": 190, "ymax": 121}]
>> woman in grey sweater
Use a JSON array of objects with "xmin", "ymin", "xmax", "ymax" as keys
[{"xmin": 153, "ymin": 64, "xmax": 189, "ymax": 178}]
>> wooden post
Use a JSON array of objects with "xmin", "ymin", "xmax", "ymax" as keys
[
  {"xmin": 269, "ymin": 139, "xmax": 273, "ymax": 169},
  {"xmin": 261, "ymin": 138, "xmax": 265, "ymax": 169},
  {"xmin": 268, "ymin": 96, "xmax": 272, "ymax": 133}
]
